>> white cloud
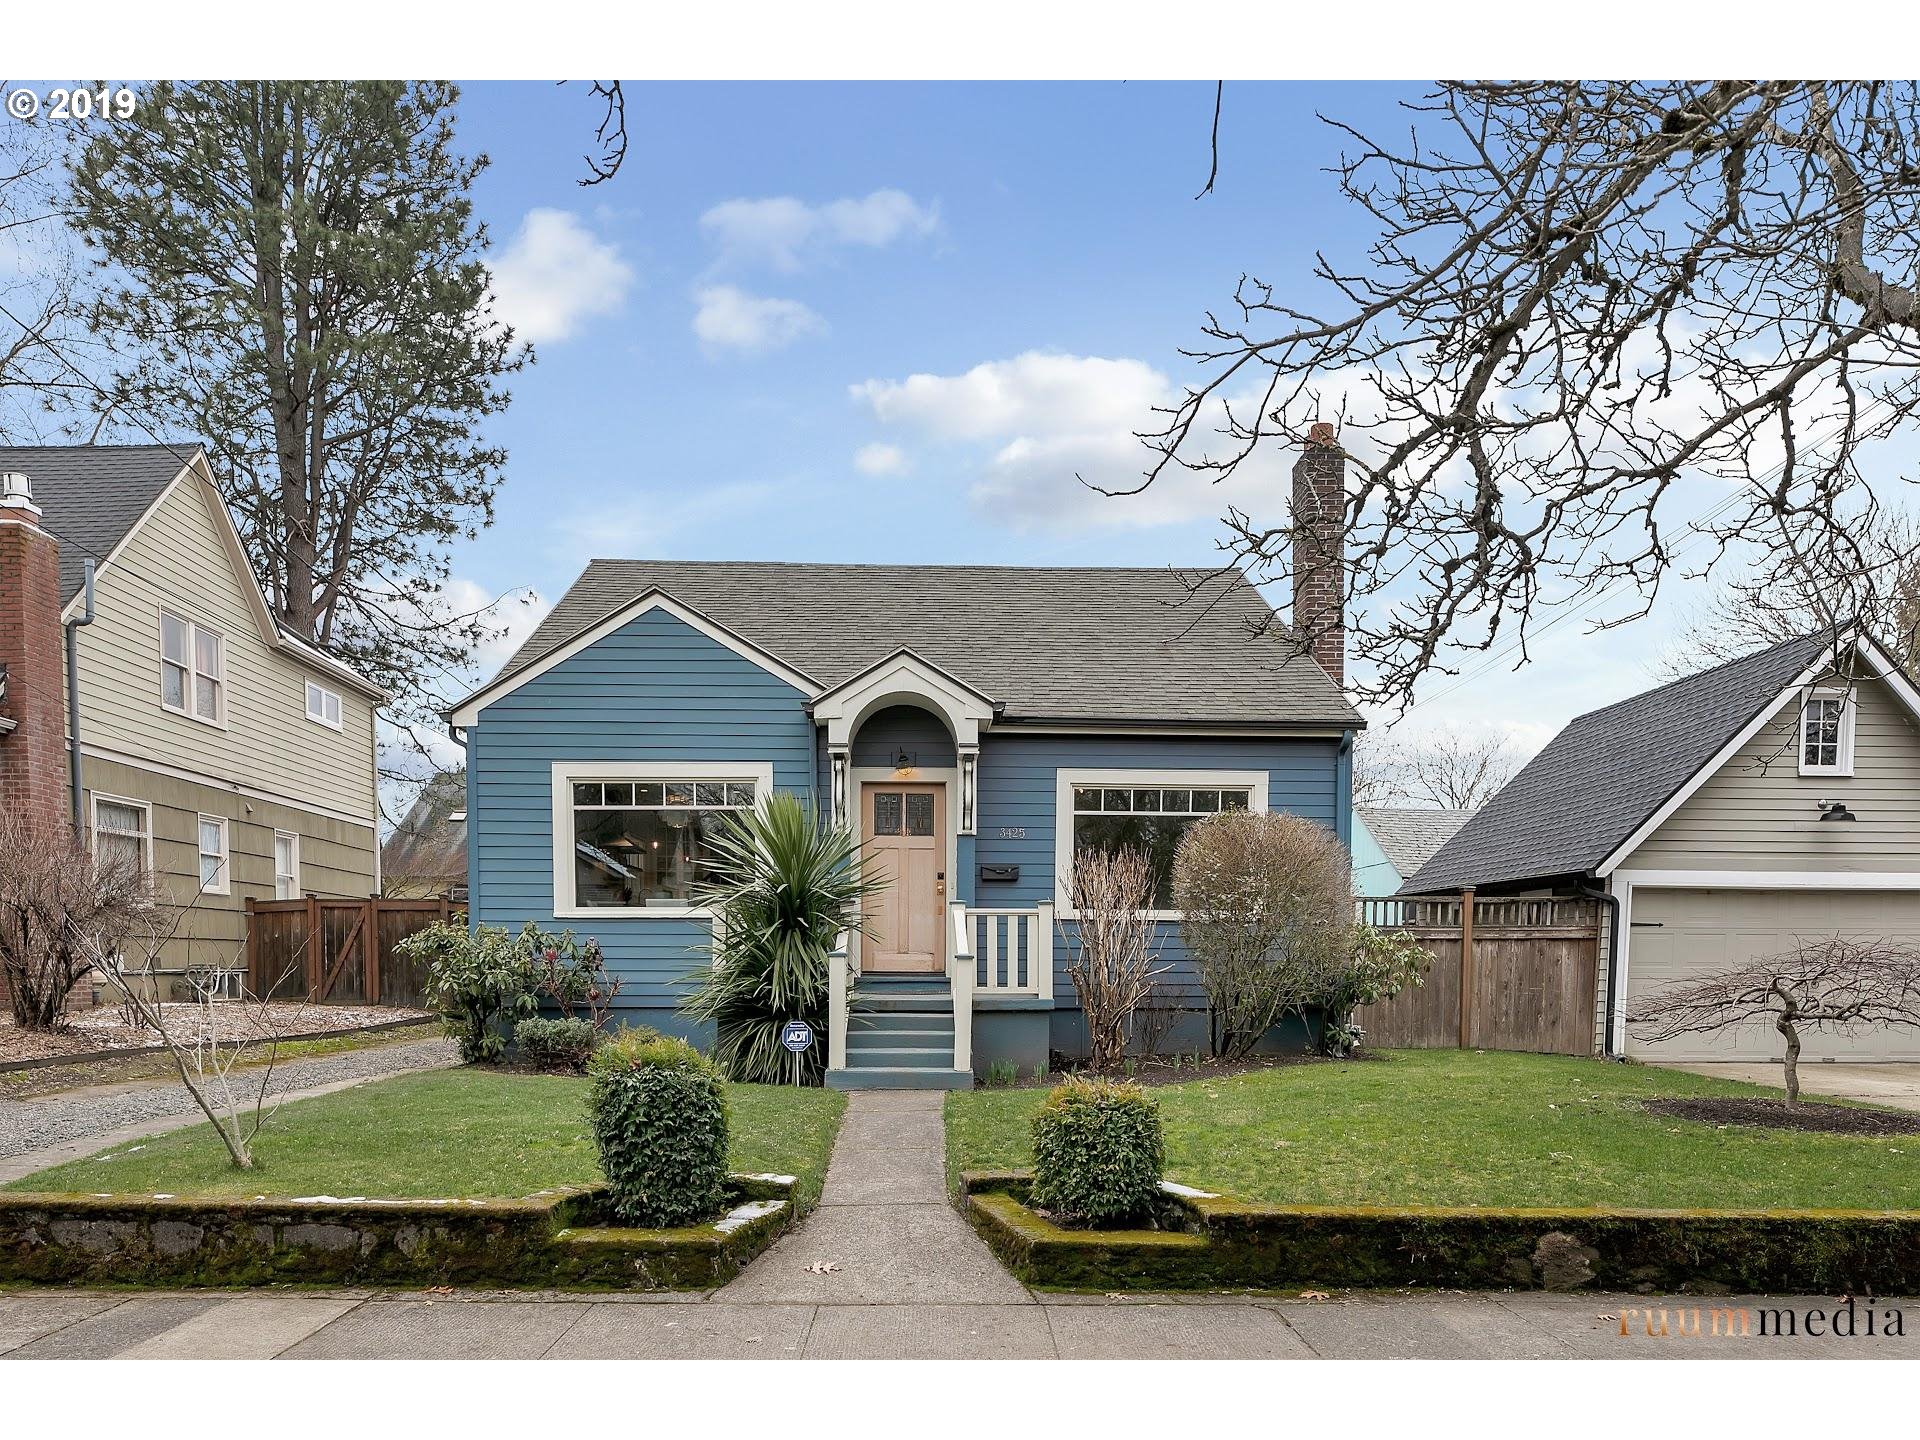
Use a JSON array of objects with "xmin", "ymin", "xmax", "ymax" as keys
[
  {"xmin": 853, "ymin": 442, "xmax": 909, "ymax": 477},
  {"xmin": 699, "ymin": 188, "xmax": 939, "ymax": 271},
  {"xmin": 692, "ymin": 285, "xmax": 825, "ymax": 357},
  {"xmin": 489, "ymin": 209, "xmax": 634, "ymax": 344},
  {"xmin": 852, "ymin": 350, "xmax": 1287, "ymax": 531},
  {"xmin": 552, "ymin": 479, "xmax": 779, "ymax": 555}
]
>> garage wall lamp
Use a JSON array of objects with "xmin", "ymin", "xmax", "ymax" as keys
[{"xmin": 1819, "ymin": 800, "xmax": 1858, "ymax": 822}]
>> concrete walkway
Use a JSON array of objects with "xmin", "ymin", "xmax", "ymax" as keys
[
  {"xmin": 4, "ymin": 1090, "xmax": 1915, "ymax": 1358},
  {"xmin": 1650, "ymin": 1060, "xmax": 1920, "ymax": 1112}
]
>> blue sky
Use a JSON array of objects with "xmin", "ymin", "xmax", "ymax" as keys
[{"xmin": 445, "ymin": 81, "xmax": 1720, "ymax": 753}]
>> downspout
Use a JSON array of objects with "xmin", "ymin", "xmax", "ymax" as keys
[
  {"xmin": 1334, "ymin": 728, "xmax": 1354, "ymax": 848},
  {"xmin": 64, "ymin": 559, "xmax": 95, "ymax": 838},
  {"xmin": 1576, "ymin": 874, "xmax": 1623, "ymax": 1060}
]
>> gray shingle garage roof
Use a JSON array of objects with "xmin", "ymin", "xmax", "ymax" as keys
[
  {"xmin": 487, "ymin": 560, "xmax": 1360, "ymax": 727},
  {"xmin": 1357, "ymin": 807, "xmax": 1475, "ymax": 884},
  {"xmin": 1400, "ymin": 632, "xmax": 1831, "ymax": 894}
]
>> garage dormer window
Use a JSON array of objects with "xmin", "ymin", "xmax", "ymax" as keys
[{"xmin": 1799, "ymin": 688, "xmax": 1855, "ymax": 776}]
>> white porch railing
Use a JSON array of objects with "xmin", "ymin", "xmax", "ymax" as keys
[
  {"xmin": 828, "ymin": 928, "xmax": 850, "ymax": 1071},
  {"xmin": 948, "ymin": 901, "xmax": 1053, "ymax": 1076}
]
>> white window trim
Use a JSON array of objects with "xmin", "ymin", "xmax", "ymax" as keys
[
  {"xmin": 550, "ymin": 760, "xmax": 776, "ymax": 919},
  {"xmin": 273, "ymin": 829, "xmax": 301, "ymax": 899},
  {"xmin": 1798, "ymin": 687, "xmax": 1856, "ymax": 777},
  {"xmin": 196, "ymin": 813, "xmax": 231, "ymax": 895},
  {"xmin": 1053, "ymin": 768, "xmax": 1268, "ymax": 920},
  {"xmin": 304, "ymin": 680, "xmax": 344, "ymax": 730},
  {"xmin": 90, "ymin": 792, "xmax": 155, "ymax": 875},
  {"xmin": 159, "ymin": 608, "xmax": 228, "ymax": 729}
]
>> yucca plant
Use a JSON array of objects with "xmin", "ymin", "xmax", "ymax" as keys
[{"xmin": 679, "ymin": 792, "xmax": 884, "ymax": 1083}]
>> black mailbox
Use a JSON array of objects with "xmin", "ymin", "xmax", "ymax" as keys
[{"xmin": 978, "ymin": 863, "xmax": 1020, "ymax": 884}]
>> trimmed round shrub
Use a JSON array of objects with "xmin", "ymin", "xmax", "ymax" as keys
[
  {"xmin": 513, "ymin": 1016, "xmax": 602, "ymax": 1072},
  {"xmin": 587, "ymin": 1032, "xmax": 729, "ymax": 1226},
  {"xmin": 1028, "ymin": 1076, "xmax": 1165, "ymax": 1227}
]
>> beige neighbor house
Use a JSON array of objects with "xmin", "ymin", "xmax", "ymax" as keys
[
  {"xmin": 0, "ymin": 444, "xmax": 385, "ymax": 999},
  {"xmin": 380, "ymin": 767, "xmax": 468, "ymax": 901},
  {"xmin": 1403, "ymin": 630, "xmax": 1920, "ymax": 1064}
]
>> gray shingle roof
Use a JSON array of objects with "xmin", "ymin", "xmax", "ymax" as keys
[
  {"xmin": 382, "ymin": 769, "xmax": 468, "ymax": 883},
  {"xmin": 1400, "ymin": 632, "xmax": 1832, "ymax": 894},
  {"xmin": 489, "ymin": 561, "xmax": 1360, "ymax": 727},
  {"xmin": 0, "ymin": 443, "xmax": 194, "ymax": 607},
  {"xmin": 1357, "ymin": 807, "xmax": 1475, "ymax": 882}
]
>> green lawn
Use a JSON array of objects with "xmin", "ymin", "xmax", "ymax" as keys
[
  {"xmin": 6, "ymin": 1069, "xmax": 846, "ymax": 1210},
  {"xmin": 944, "ymin": 1050, "xmax": 1920, "ymax": 1210}
]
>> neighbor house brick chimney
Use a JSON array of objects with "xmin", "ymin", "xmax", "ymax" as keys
[
  {"xmin": 1291, "ymin": 422, "xmax": 1347, "ymax": 686},
  {"xmin": 0, "ymin": 470, "xmax": 70, "ymax": 838}
]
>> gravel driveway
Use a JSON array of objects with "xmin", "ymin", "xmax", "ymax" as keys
[{"xmin": 0, "ymin": 1036, "xmax": 459, "ymax": 1166}]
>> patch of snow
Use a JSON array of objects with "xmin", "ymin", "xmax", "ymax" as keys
[
  {"xmin": 1160, "ymin": 1180, "xmax": 1218, "ymax": 1199},
  {"xmin": 736, "ymin": 1173, "xmax": 796, "ymax": 1186}
]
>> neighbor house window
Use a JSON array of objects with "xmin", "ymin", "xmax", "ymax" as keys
[
  {"xmin": 305, "ymin": 680, "xmax": 343, "ymax": 729},
  {"xmin": 161, "ymin": 610, "xmax": 224, "ymax": 725},
  {"xmin": 553, "ymin": 764, "xmax": 771, "ymax": 915},
  {"xmin": 91, "ymin": 796, "xmax": 152, "ymax": 875},
  {"xmin": 1055, "ymin": 770, "xmax": 1267, "ymax": 914},
  {"xmin": 1799, "ymin": 689, "xmax": 1855, "ymax": 776},
  {"xmin": 197, "ymin": 814, "xmax": 229, "ymax": 894},
  {"xmin": 273, "ymin": 831, "xmax": 301, "ymax": 899}
]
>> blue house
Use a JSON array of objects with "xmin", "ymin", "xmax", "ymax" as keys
[{"xmin": 448, "ymin": 446, "xmax": 1359, "ymax": 1088}]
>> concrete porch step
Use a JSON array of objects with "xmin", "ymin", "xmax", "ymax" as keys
[
  {"xmin": 844, "ymin": 1046, "xmax": 954, "ymax": 1069},
  {"xmin": 847, "ymin": 1026, "xmax": 954, "ymax": 1049},
  {"xmin": 826, "ymin": 1066, "xmax": 973, "ymax": 1091},
  {"xmin": 852, "ymin": 992, "xmax": 954, "ymax": 1014}
]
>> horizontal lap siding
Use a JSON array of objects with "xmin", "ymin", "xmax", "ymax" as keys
[
  {"xmin": 975, "ymin": 733, "xmax": 1343, "ymax": 1009},
  {"xmin": 1630, "ymin": 674, "xmax": 1920, "ymax": 871},
  {"xmin": 467, "ymin": 608, "xmax": 815, "ymax": 1013}
]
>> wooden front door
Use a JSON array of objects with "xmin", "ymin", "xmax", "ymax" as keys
[{"xmin": 861, "ymin": 782, "xmax": 945, "ymax": 972}]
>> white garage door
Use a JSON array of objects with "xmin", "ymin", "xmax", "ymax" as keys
[{"xmin": 1625, "ymin": 888, "xmax": 1920, "ymax": 1062}]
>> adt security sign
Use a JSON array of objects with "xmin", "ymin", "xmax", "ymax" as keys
[{"xmin": 781, "ymin": 1020, "xmax": 814, "ymax": 1054}]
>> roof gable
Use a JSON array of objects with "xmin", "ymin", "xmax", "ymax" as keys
[
  {"xmin": 1402, "ymin": 632, "xmax": 1836, "ymax": 894},
  {"xmin": 464, "ymin": 560, "xmax": 1359, "ymax": 728},
  {"xmin": 0, "ymin": 443, "xmax": 189, "ymax": 608},
  {"xmin": 1356, "ymin": 807, "xmax": 1475, "ymax": 882}
]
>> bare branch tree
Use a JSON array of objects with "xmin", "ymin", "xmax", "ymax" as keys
[
  {"xmin": 0, "ymin": 120, "xmax": 97, "ymax": 442},
  {"xmin": 1353, "ymin": 725, "xmax": 1522, "ymax": 809},
  {"xmin": 576, "ymin": 81, "xmax": 629, "ymax": 186},
  {"xmin": 1628, "ymin": 936, "xmax": 1920, "ymax": 1104},
  {"xmin": 1061, "ymin": 847, "xmax": 1168, "ymax": 1071},
  {"xmin": 1135, "ymin": 82, "xmax": 1920, "ymax": 709},
  {"xmin": 0, "ymin": 812, "xmax": 157, "ymax": 1031}
]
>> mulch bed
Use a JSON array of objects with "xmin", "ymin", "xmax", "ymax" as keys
[{"xmin": 1642, "ymin": 1096, "xmax": 1920, "ymax": 1138}]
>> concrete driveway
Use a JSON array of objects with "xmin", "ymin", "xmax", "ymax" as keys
[{"xmin": 1649, "ymin": 1061, "xmax": 1920, "ymax": 1112}]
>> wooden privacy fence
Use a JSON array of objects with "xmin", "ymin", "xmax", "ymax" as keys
[
  {"xmin": 1355, "ymin": 894, "xmax": 1600, "ymax": 1056},
  {"xmin": 245, "ymin": 896, "xmax": 457, "ymax": 1008}
]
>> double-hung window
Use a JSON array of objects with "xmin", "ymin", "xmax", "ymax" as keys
[
  {"xmin": 305, "ymin": 681, "xmax": 343, "ymax": 728},
  {"xmin": 161, "ymin": 610, "xmax": 225, "ymax": 725},
  {"xmin": 553, "ymin": 763, "xmax": 772, "ymax": 915},
  {"xmin": 197, "ymin": 814, "xmax": 230, "ymax": 894},
  {"xmin": 1056, "ymin": 770, "xmax": 1266, "ymax": 915},
  {"xmin": 1799, "ymin": 688, "xmax": 1855, "ymax": 776},
  {"xmin": 273, "ymin": 831, "xmax": 301, "ymax": 899},
  {"xmin": 92, "ymin": 796, "xmax": 152, "ymax": 875}
]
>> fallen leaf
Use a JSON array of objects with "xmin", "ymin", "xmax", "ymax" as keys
[
  {"xmin": 1298, "ymin": 1290, "xmax": 1331, "ymax": 1301},
  {"xmin": 425, "ymin": 1285, "xmax": 454, "ymax": 1296},
  {"xmin": 803, "ymin": 1260, "xmax": 841, "ymax": 1274}
]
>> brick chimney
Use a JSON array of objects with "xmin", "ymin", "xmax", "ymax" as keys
[
  {"xmin": 0, "ymin": 470, "xmax": 70, "ymax": 838},
  {"xmin": 1290, "ymin": 423, "xmax": 1347, "ymax": 686}
]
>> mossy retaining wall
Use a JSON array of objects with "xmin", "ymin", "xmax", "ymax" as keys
[
  {"xmin": 0, "ymin": 1175, "xmax": 795, "ymax": 1290},
  {"xmin": 961, "ymin": 1171, "xmax": 1920, "ymax": 1294}
]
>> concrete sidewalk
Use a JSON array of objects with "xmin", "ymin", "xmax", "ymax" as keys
[
  {"xmin": 2, "ymin": 1090, "xmax": 1912, "ymax": 1359},
  {"xmin": 1649, "ymin": 1060, "xmax": 1920, "ymax": 1112}
]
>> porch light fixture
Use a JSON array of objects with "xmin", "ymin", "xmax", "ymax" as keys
[
  {"xmin": 1820, "ymin": 801, "xmax": 1858, "ymax": 822},
  {"xmin": 892, "ymin": 747, "xmax": 917, "ymax": 775}
]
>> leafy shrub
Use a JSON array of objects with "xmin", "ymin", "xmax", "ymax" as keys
[
  {"xmin": 1317, "ymin": 925, "xmax": 1429, "ymax": 1056},
  {"xmin": 680, "ymin": 792, "xmax": 883, "ymax": 1083},
  {"xmin": 521, "ymin": 925, "xmax": 623, "ymax": 1029},
  {"xmin": 399, "ymin": 921, "xmax": 536, "ymax": 1065},
  {"xmin": 513, "ymin": 1016, "xmax": 602, "ymax": 1072},
  {"xmin": 1172, "ymin": 811, "xmax": 1351, "ymax": 1058},
  {"xmin": 1028, "ymin": 1076, "xmax": 1164, "ymax": 1227},
  {"xmin": 587, "ymin": 1031, "xmax": 730, "ymax": 1226}
]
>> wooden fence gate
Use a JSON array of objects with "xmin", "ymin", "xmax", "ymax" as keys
[
  {"xmin": 245, "ymin": 896, "xmax": 456, "ymax": 1008},
  {"xmin": 1355, "ymin": 895, "xmax": 1600, "ymax": 1056}
]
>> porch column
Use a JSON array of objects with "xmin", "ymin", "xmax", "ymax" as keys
[
  {"xmin": 828, "ymin": 745, "xmax": 850, "ymax": 829},
  {"xmin": 958, "ymin": 744, "xmax": 978, "ymax": 835}
]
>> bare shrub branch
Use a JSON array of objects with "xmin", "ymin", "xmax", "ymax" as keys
[{"xmin": 1062, "ymin": 847, "xmax": 1169, "ymax": 1071}]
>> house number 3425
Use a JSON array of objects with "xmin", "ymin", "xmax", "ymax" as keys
[{"xmin": 997, "ymin": 826, "xmax": 1026, "ymax": 839}]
